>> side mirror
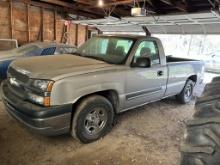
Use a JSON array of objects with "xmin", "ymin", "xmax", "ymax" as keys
[{"xmin": 132, "ymin": 57, "xmax": 151, "ymax": 68}]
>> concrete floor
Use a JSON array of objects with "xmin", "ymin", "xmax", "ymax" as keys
[{"xmin": 0, "ymin": 73, "xmax": 219, "ymax": 165}]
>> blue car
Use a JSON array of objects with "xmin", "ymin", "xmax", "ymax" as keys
[{"xmin": 0, "ymin": 42, "xmax": 76, "ymax": 81}]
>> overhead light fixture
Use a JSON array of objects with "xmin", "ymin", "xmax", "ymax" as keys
[
  {"xmin": 98, "ymin": 0, "xmax": 104, "ymax": 7},
  {"xmin": 131, "ymin": 8, "xmax": 146, "ymax": 16},
  {"xmin": 131, "ymin": 0, "xmax": 146, "ymax": 16}
]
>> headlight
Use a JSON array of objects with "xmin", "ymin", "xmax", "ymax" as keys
[
  {"xmin": 31, "ymin": 79, "xmax": 54, "ymax": 92},
  {"xmin": 27, "ymin": 92, "xmax": 44, "ymax": 105},
  {"xmin": 27, "ymin": 92, "xmax": 51, "ymax": 106},
  {"xmin": 28, "ymin": 79, "xmax": 54, "ymax": 106}
]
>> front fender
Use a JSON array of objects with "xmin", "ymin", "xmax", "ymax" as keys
[{"xmin": 50, "ymin": 73, "xmax": 126, "ymax": 107}]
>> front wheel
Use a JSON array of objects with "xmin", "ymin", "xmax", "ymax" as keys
[
  {"xmin": 176, "ymin": 79, "xmax": 195, "ymax": 104},
  {"xmin": 71, "ymin": 95, "xmax": 114, "ymax": 143}
]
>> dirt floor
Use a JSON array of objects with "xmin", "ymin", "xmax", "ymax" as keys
[
  {"xmin": 0, "ymin": 98, "xmax": 194, "ymax": 165},
  {"xmin": 0, "ymin": 73, "xmax": 218, "ymax": 165}
]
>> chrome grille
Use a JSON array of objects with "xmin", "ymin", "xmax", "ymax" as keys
[
  {"xmin": 7, "ymin": 67, "xmax": 29, "ymax": 99},
  {"xmin": 8, "ymin": 67, "xmax": 29, "ymax": 83}
]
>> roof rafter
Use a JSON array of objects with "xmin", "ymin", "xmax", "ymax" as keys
[{"xmin": 160, "ymin": 0, "xmax": 187, "ymax": 12}]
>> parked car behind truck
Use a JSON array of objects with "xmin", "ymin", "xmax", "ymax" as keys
[
  {"xmin": 0, "ymin": 42, "xmax": 76, "ymax": 82},
  {"xmin": 1, "ymin": 35, "xmax": 204, "ymax": 143}
]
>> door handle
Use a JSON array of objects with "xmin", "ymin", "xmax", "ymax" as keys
[{"xmin": 157, "ymin": 70, "xmax": 164, "ymax": 76}]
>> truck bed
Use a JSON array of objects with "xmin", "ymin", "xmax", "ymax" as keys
[{"xmin": 166, "ymin": 56, "xmax": 199, "ymax": 63}]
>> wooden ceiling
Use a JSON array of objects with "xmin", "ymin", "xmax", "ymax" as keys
[{"xmin": 34, "ymin": 0, "xmax": 220, "ymax": 18}]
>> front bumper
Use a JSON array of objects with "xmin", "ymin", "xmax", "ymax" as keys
[{"xmin": 1, "ymin": 81, "xmax": 72, "ymax": 136}]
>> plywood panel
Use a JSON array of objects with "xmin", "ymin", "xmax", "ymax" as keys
[
  {"xmin": 78, "ymin": 25, "xmax": 86, "ymax": 46},
  {"xmin": 29, "ymin": 6, "xmax": 41, "ymax": 42},
  {"xmin": 0, "ymin": 2, "xmax": 10, "ymax": 39},
  {"xmin": 13, "ymin": 2, "xmax": 27, "ymax": 44},
  {"xmin": 69, "ymin": 24, "xmax": 76, "ymax": 45},
  {"xmin": 43, "ymin": 9, "xmax": 54, "ymax": 41},
  {"xmin": 0, "ymin": 1, "xmax": 88, "ymax": 46}
]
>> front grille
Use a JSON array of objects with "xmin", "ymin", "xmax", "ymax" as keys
[
  {"xmin": 7, "ymin": 67, "xmax": 29, "ymax": 100},
  {"xmin": 8, "ymin": 67, "xmax": 29, "ymax": 83}
]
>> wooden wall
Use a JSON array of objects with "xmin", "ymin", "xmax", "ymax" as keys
[{"xmin": 0, "ymin": 0, "xmax": 88, "ymax": 46}]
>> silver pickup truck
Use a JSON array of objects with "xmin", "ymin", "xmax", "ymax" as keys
[{"xmin": 1, "ymin": 35, "xmax": 204, "ymax": 143}]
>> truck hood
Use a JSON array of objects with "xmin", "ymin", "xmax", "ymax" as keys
[{"xmin": 10, "ymin": 54, "xmax": 116, "ymax": 80}]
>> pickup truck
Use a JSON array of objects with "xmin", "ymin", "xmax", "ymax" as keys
[{"xmin": 1, "ymin": 35, "xmax": 204, "ymax": 143}]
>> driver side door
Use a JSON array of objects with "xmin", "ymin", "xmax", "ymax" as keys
[{"xmin": 125, "ymin": 40, "xmax": 168, "ymax": 109}]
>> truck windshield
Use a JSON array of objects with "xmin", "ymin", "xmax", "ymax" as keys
[{"xmin": 75, "ymin": 36, "xmax": 134, "ymax": 64}]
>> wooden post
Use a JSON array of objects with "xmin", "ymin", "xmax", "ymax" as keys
[
  {"xmin": 9, "ymin": 0, "xmax": 13, "ymax": 39},
  {"xmin": 85, "ymin": 25, "xmax": 88, "ymax": 41},
  {"xmin": 75, "ymin": 24, "xmax": 78, "ymax": 46},
  {"xmin": 54, "ymin": 8, "xmax": 57, "ymax": 41},
  {"xmin": 26, "ymin": 3, "xmax": 30, "ymax": 42},
  {"xmin": 75, "ymin": 15, "xmax": 79, "ymax": 46},
  {"xmin": 40, "ymin": 7, "xmax": 44, "ymax": 41}
]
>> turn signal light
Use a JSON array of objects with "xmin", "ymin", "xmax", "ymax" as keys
[{"xmin": 44, "ymin": 97, "xmax": 51, "ymax": 107}]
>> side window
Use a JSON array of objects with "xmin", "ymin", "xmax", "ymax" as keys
[
  {"xmin": 115, "ymin": 40, "xmax": 133, "ymax": 56},
  {"xmin": 134, "ymin": 40, "xmax": 160, "ymax": 65}
]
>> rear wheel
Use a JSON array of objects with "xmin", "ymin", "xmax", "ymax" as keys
[
  {"xmin": 176, "ymin": 79, "xmax": 195, "ymax": 104},
  {"xmin": 180, "ymin": 77, "xmax": 220, "ymax": 165},
  {"xmin": 71, "ymin": 95, "xmax": 114, "ymax": 143}
]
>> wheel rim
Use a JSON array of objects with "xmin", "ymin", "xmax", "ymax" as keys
[
  {"xmin": 184, "ymin": 84, "xmax": 193, "ymax": 101},
  {"xmin": 84, "ymin": 107, "xmax": 107, "ymax": 135}
]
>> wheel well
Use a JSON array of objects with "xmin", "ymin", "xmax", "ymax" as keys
[
  {"xmin": 188, "ymin": 75, "xmax": 197, "ymax": 83},
  {"xmin": 72, "ymin": 90, "xmax": 119, "ymax": 114}
]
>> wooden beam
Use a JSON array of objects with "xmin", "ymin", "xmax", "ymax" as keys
[
  {"xmin": 85, "ymin": 25, "xmax": 88, "ymax": 41},
  {"xmin": 160, "ymin": 0, "xmax": 187, "ymax": 12},
  {"xmin": 75, "ymin": 24, "xmax": 78, "ymax": 46},
  {"xmin": 75, "ymin": 0, "xmax": 146, "ymax": 8},
  {"xmin": 54, "ymin": 8, "xmax": 57, "ymax": 41},
  {"xmin": 39, "ymin": 0, "xmax": 71, "ymax": 7},
  {"xmin": 75, "ymin": 15, "xmax": 79, "ymax": 46},
  {"xmin": 13, "ymin": 0, "xmax": 100, "ymax": 18},
  {"xmin": 38, "ymin": 0, "xmax": 103, "ymax": 17},
  {"xmin": 40, "ymin": 7, "xmax": 44, "ymax": 41},
  {"xmin": 26, "ymin": 3, "xmax": 30, "ymax": 42},
  {"xmin": 9, "ymin": 0, "xmax": 13, "ymax": 39}
]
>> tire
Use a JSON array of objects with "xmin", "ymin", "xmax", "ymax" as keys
[
  {"xmin": 71, "ymin": 95, "xmax": 114, "ymax": 143},
  {"xmin": 176, "ymin": 79, "xmax": 195, "ymax": 104},
  {"xmin": 180, "ymin": 77, "xmax": 220, "ymax": 165}
]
